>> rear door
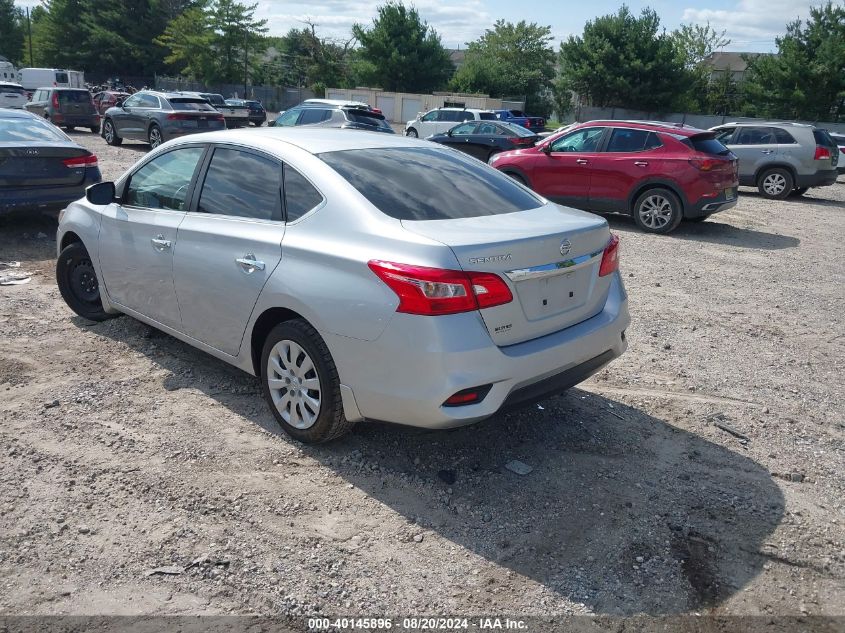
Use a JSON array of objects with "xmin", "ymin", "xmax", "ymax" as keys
[
  {"xmin": 173, "ymin": 146, "xmax": 287, "ymax": 355},
  {"xmin": 532, "ymin": 126, "xmax": 607, "ymax": 207},
  {"xmin": 587, "ymin": 128, "xmax": 663, "ymax": 212},
  {"xmin": 443, "ymin": 122, "xmax": 481, "ymax": 157}
]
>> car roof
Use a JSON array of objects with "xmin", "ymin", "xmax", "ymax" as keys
[
  {"xmin": 580, "ymin": 119, "xmax": 707, "ymax": 137},
  {"xmin": 166, "ymin": 126, "xmax": 434, "ymax": 155},
  {"xmin": 0, "ymin": 81, "xmax": 23, "ymax": 87},
  {"xmin": 137, "ymin": 90, "xmax": 202, "ymax": 99},
  {"xmin": 303, "ymin": 99, "xmax": 369, "ymax": 108},
  {"xmin": 721, "ymin": 121, "xmax": 814, "ymax": 128},
  {"xmin": 438, "ymin": 107, "xmax": 495, "ymax": 113}
]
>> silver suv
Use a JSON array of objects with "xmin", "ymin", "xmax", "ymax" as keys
[
  {"xmin": 710, "ymin": 122, "xmax": 839, "ymax": 199},
  {"xmin": 55, "ymin": 128, "xmax": 629, "ymax": 443}
]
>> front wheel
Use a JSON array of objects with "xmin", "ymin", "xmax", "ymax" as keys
[
  {"xmin": 405, "ymin": 128, "xmax": 418, "ymax": 138},
  {"xmin": 632, "ymin": 188, "xmax": 683, "ymax": 234},
  {"xmin": 103, "ymin": 119, "xmax": 122, "ymax": 146},
  {"xmin": 757, "ymin": 167, "xmax": 793, "ymax": 200},
  {"xmin": 148, "ymin": 124, "xmax": 163, "ymax": 149},
  {"xmin": 260, "ymin": 319, "xmax": 353, "ymax": 444},
  {"xmin": 56, "ymin": 242, "xmax": 117, "ymax": 322}
]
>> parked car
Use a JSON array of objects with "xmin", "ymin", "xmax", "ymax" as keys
[
  {"xmin": 24, "ymin": 87, "xmax": 100, "ymax": 133},
  {"xmin": 828, "ymin": 132, "xmax": 845, "ymax": 175},
  {"xmin": 428, "ymin": 120, "xmax": 540, "ymax": 162},
  {"xmin": 101, "ymin": 90, "xmax": 225, "ymax": 149},
  {"xmin": 491, "ymin": 120, "xmax": 739, "ymax": 234},
  {"xmin": 493, "ymin": 109, "xmax": 546, "ymax": 132},
  {"xmin": 225, "ymin": 98, "xmax": 266, "ymax": 126},
  {"xmin": 92, "ymin": 90, "xmax": 129, "ymax": 115},
  {"xmin": 301, "ymin": 98, "xmax": 383, "ymax": 116},
  {"xmin": 269, "ymin": 102, "xmax": 394, "ymax": 133},
  {"xmin": 180, "ymin": 92, "xmax": 249, "ymax": 128},
  {"xmin": 710, "ymin": 122, "xmax": 839, "ymax": 199},
  {"xmin": 0, "ymin": 81, "xmax": 27, "ymax": 109},
  {"xmin": 0, "ymin": 109, "xmax": 101, "ymax": 215},
  {"xmin": 404, "ymin": 107, "xmax": 498, "ymax": 138},
  {"xmin": 55, "ymin": 127, "xmax": 629, "ymax": 443}
]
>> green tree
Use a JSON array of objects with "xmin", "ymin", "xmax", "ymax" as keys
[
  {"xmin": 705, "ymin": 69, "xmax": 741, "ymax": 115},
  {"xmin": 156, "ymin": 4, "xmax": 217, "ymax": 79},
  {"xmin": 0, "ymin": 0, "xmax": 25, "ymax": 65},
  {"xmin": 671, "ymin": 21, "xmax": 731, "ymax": 111},
  {"xmin": 352, "ymin": 2, "xmax": 453, "ymax": 92},
  {"xmin": 32, "ymin": 0, "xmax": 89, "ymax": 69},
  {"xmin": 742, "ymin": 2, "xmax": 845, "ymax": 121},
  {"xmin": 557, "ymin": 5, "xmax": 689, "ymax": 112},
  {"xmin": 450, "ymin": 20, "xmax": 556, "ymax": 116}
]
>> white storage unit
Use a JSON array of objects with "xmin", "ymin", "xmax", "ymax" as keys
[
  {"xmin": 400, "ymin": 98, "xmax": 422, "ymax": 123},
  {"xmin": 375, "ymin": 95, "xmax": 395, "ymax": 121}
]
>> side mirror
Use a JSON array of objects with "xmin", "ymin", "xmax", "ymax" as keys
[
  {"xmin": 86, "ymin": 181, "xmax": 116, "ymax": 205},
  {"xmin": 446, "ymin": 129, "xmax": 453, "ymax": 137},
  {"xmin": 540, "ymin": 143, "xmax": 552, "ymax": 154}
]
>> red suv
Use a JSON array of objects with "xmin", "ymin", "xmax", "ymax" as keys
[{"xmin": 489, "ymin": 120, "xmax": 739, "ymax": 234}]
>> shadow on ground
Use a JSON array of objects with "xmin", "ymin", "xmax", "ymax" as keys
[{"xmin": 81, "ymin": 315, "xmax": 786, "ymax": 615}]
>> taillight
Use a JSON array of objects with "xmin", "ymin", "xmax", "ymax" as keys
[
  {"xmin": 443, "ymin": 385, "xmax": 492, "ymax": 407},
  {"xmin": 167, "ymin": 113, "xmax": 192, "ymax": 120},
  {"xmin": 814, "ymin": 145, "xmax": 831, "ymax": 160},
  {"xmin": 63, "ymin": 154, "xmax": 98, "ymax": 169},
  {"xmin": 51, "ymin": 92, "xmax": 59, "ymax": 109},
  {"xmin": 689, "ymin": 157, "xmax": 722, "ymax": 171},
  {"xmin": 368, "ymin": 260, "xmax": 513, "ymax": 316},
  {"xmin": 514, "ymin": 137, "xmax": 535, "ymax": 145},
  {"xmin": 598, "ymin": 234, "xmax": 620, "ymax": 277}
]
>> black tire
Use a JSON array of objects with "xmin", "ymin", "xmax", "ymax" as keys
[
  {"xmin": 757, "ymin": 167, "xmax": 793, "ymax": 200},
  {"xmin": 56, "ymin": 242, "xmax": 116, "ymax": 322},
  {"xmin": 64, "ymin": 126, "xmax": 75, "ymax": 132},
  {"xmin": 505, "ymin": 172, "xmax": 527, "ymax": 186},
  {"xmin": 632, "ymin": 187, "xmax": 684, "ymax": 234},
  {"xmin": 406, "ymin": 128, "xmax": 418, "ymax": 138},
  {"xmin": 260, "ymin": 319, "xmax": 353, "ymax": 444},
  {"xmin": 148, "ymin": 124, "xmax": 163, "ymax": 149},
  {"xmin": 89, "ymin": 126, "xmax": 100, "ymax": 134},
  {"xmin": 789, "ymin": 187, "xmax": 809, "ymax": 197},
  {"xmin": 486, "ymin": 149, "xmax": 500, "ymax": 163},
  {"xmin": 103, "ymin": 119, "xmax": 122, "ymax": 146}
]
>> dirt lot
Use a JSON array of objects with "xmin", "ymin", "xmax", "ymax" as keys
[{"xmin": 1, "ymin": 130, "xmax": 843, "ymax": 624}]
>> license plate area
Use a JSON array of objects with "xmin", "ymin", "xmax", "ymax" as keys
[
  {"xmin": 516, "ymin": 268, "xmax": 591, "ymax": 320},
  {"xmin": 724, "ymin": 187, "xmax": 736, "ymax": 201}
]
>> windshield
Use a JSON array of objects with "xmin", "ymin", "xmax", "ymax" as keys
[
  {"xmin": 320, "ymin": 147, "xmax": 543, "ymax": 221},
  {"xmin": 0, "ymin": 116, "xmax": 68, "ymax": 142},
  {"xmin": 168, "ymin": 98, "xmax": 216, "ymax": 111}
]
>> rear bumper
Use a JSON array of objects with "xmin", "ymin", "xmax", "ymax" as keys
[
  {"xmin": 326, "ymin": 273, "xmax": 630, "ymax": 429},
  {"xmin": 687, "ymin": 190, "xmax": 738, "ymax": 218},
  {"xmin": 0, "ymin": 170, "xmax": 101, "ymax": 215},
  {"xmin": 53, "ymin": 114, "xmax": 100, "ymax": 127},
  {"xmin": 248, "ymin": 113, "xmax": 266, "ymax": 125},
  {"xmin": 795, "ymin": 170, "xmax": 838, "ymax": 188}
]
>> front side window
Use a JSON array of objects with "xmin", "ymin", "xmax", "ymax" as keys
[
  {"xmin": 299, "ymin": 108, "xmax": 329, "ymax": 125},
  {"xmin": 713, "ymin": 127, "xmax": 735, "ymax": 143},
  {"xmin": 137, "ymin": 94, "xmax": 160, "ymax": 108},
  {"xmin": 735, "ymin": 127, "xmax": 776, "ymax": 145},
  {"xmin": 550, "ymin": 127, "xmax": 606, "ymax": 153},
  {"xmin": 479, "ymin": 112, "xmax": 497, "ymax": 120},
  {"xmin": 125, "ymin": 147, "xmax": 204, "ymax": 211},
  {"xmin": 320, "ymin": 147, "xmax": 543, "ymax": 221},
  {"xmin": 283, "ymin": 165, "xmax": 324, "ymax": 221},
  {"xmin": 197, "ymin": 148, "xmax": 281, "ymax": 221},
  {"xmin": 451, "ymin": 122, "xmax": 478, "ymax": 136},
  {"xmin": 421, "ymin": 110, "xmax": 439, "ymax": 122},
  {"xmin": 274, "ymin": 109, "xmax": 300, "ymax": 127},
  {"xmin": 122, "ymin": 94, "xmax": 142, "ymax": 108}
]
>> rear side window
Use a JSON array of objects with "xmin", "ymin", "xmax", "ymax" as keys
[
  {"xmin": 0, "ymin": 115, "xmax": 68, "ymax": 141},
  {"xmin": 713, "ymin": 128, "xmax": 735, "ymax": 143},
  {"xmin": 606, "ymin": 128, "xmax": 658, "ymax": 152},
  {"xmin": 683, "ymin": 134, "xmax": 732, "ymax": 156},
  {"xmin": 320, "ymin": 147, "xmax": 543, "ymax": 221},
  {"xmin": 283, "ymin": 166, "xmax": 324, "ymax": 221},
  {"xmin": 126, "ymin": 147, "xmax": 205, "ymax": 211},
  {"xmin": 479, "ymin": 112, "xmax": 497, "ymax": 120},
  {"xmin": 772, "ymin": 128, "xmax": 797, "ymax": 144},
  {"xmin": 299, "ymin": 108, "xmax": 330, "ymax": 125},
  {"xmin": 198, "ymin": 148, "xmax": 282, "ymax": 221}
]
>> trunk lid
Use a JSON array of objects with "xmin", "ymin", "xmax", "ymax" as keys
[
  {"xmin": 402, "ymin": 204, "xmax": 613, "ymax": 346},
  {"xmin": 0, "ymin": 144, "xmax": 91, "ymax": 187},
  {"xmin": 58, "ymin": 91, "xmax": 96, "ymax": 115}
]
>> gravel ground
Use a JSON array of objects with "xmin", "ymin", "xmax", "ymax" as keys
[{"xmin": 1, "ymin": 129, "xmax": 843, "ymax": 622}]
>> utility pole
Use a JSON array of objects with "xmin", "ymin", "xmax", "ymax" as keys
[
  {"xmin": 26, "ymin": 7, "xmax": 33, "ymax": 66},
  {"xmin": 243, "ymin": 29, "xmax": 248, "ymax": 98}
]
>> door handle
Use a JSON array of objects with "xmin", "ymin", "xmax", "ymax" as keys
[
  {"xmin": 151, "ymin": 235, "xmax": 171, "ymax": 251},
  {"xmin": 236, "ymin": 254, "xmax": 265, "ymax": 273},
  {"xmin": 761, "ymin": 149, "xmax": 774, "ymax": 154},
  {"xmin": 634, "ymin": 161, "xmax": 649, "ymax": 167},
  {"xmin": 576, "ymin": 159, "xmax": 589, "ymax": 165}
]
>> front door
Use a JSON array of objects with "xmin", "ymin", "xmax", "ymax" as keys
[
  {"xmin": 587, "ymin": 127, "xmax": 663, "ymax": 212},
  {"xmin": 98, "ymin": 145, "xmax": 206, "ymax": 329},
  {"xmin": 173, "ymin": 146, "xmax": 286, "ymax": 356},
  {"xmin": 532, "ymin": 126, "xmax": 607, "ymax": 207}
]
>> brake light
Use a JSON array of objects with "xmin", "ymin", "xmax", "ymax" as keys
[
  {"xmin": 62, "ymin": 154, "xmax": 98, "ymax": 169},
  {"xmin": 514, "ymin": 137, "xmax": 535, "ymax": 145},
  {"xmin": 443, "ymin": 385, "xmax": 492, "ymax": 407},
  {"xmin": 51, "ymin": 92, "xmax": 59, "ymax": 109},
  {"xmin": 167, "ymin": 113, "xmax": 193, "ymax": 120},
  {"xmin": 688, "ymin": 157, "xmax": 723, "ymax": 171},
  {"xmin": 814, "ymin": 145, "xmax": 831, "ymax": 160},
  {"xmin": 598, "ymin": 234, "xmax": 620, "ymax": 277},
  {"xmin": 368, "ymin": 260, "xmax": 513, "ymax": 316}
]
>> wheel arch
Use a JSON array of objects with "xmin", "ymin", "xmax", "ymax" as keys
[
  {"xmin": 250, "ymin": 306, "xmax": 310, "ymax": 376},
  {"xmin": 498, "ymin": 166, "xmax": 531, "ymax": 187},
  {"xmin": 628, "ymin": 179, "xmax": 688, "ymax": 216},
  {"xmin": 754, "ymin": 162, "xmax": 796, "ymax": 186},
  {"xmin": 59, "ymin": 230, "xmax": 83, "ymax": 252}
]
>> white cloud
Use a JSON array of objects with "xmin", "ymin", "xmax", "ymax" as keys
[{"xmin": 681, "ymin": 0, "xmax": 814, "ymax": 48}]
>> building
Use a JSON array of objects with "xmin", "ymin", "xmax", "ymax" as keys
[{"xmin": 701, "ymin": 52, "xmax": 770, "ymax": 83}]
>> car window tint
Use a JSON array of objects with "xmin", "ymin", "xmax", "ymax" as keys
[
  {"xmin": 283, "ymin": 165, "xmax": 324, "ymax": 221},
  {"xmin": 137, "ymin": 94, "xmax": 159, "ymax": 108},
  {"xmin": 812, "ymin": 129, "xmax": 835, "ymax": 147},
  {"xmin": 451, "ymin": 122, "xmax": 478, "ymax": 136},
  {"xmin": 58, "ymin": 91, "xmax": 91, "ymax": 103},
  {"xmin": 499, "ymin": 121, "xmax": 534, "ymax": 137},
  {"xmin": 477, "ymin": 122, "xmax": 498, "ymax": 135},
  {"xmin": 0, "ymin": 115, "xmax": 68, "ymax": 141},
  {"xmin": 713, "ymin": 128, "xmax": 735, "ymax": 143},
  {"xmin": 274, "ymin": 109, "xmax": 300, "ymax": 126},
  {"xmin": 198, "ymin": 148, "xmax": 281, "ymax": 220},
  {"xmin": 0, "ymin": 84, "xmax": 26, "ymax": 95},
  {"xmin": 736, "ymin": 127, "xmax": 775, "ymax": 145},
  {"xmin": 771, "ymin": 128, "xmax": 797, "ymax": 144},
  {"xmin": 55, "ymin": 72, "xmax": 68, "ymax": 83},
  {"xmin": 421, "ymin": 111, "xmax": 438, "ymax": 122},
  {"xmin": 550, "ymin": 127, "xmax": 605, "ymax": 152},
  {"xmin": 320, "ymin": 147, "xmax": 543, "ymax": 221},
  {"xmin": 123, "ymin": 94, "xmax": 142, "ymax": 108},
  {"xmin": 346, "ymin": 110, "xmax": 392, "ymax": 130},
  {"xmin": 126, "ymin": 147, "xmax": 204, "ymax": 211},
  {"xmin": 459, "ymin": 111, "xmax": 475, "ymax": 122},
  {"xmin": 299, "ymin": 108, "xmax": 329, "ymax": 125},
  {"xmin": 479, "ymin": 112, "xmax": 497, "ymax": 120},
  {"xmin": 606, "ymin": 128, "xmax": 652, "ymax": 152},
  {"xmin": 168, "ymin": 98, "xmax": 215, "ymax": 111}
]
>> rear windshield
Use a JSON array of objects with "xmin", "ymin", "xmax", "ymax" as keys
[
  {"xmin": 683, "ymin": 133, "xmax": 731, "ymax": 155},
  {"xmin": 320, "ymin": 147, "xmax": 543, "ymax": 221},
  {"xmin": 202, "ymin": 94, "xmax": 225, "ymax": 106},
  {"xmin": 346, "ymin": 109, "xmax": 392, "ymax": 130},
  {"xmin": 499, "ymin": 121, "xmax": 535, "ymax": 137},
  {"xmin": 813, "ymin": 129, "xmax": 835, "ymax": 147},
  {"xmin": 0, "ymin": 116, "xmax": 68, "ymax": 142},
  {"xmin": 0, "ymin": 84, "xmax": 25, "ymax": 95},
  {"xmin": 168, "ymin": 98, "xmax": 216, "ymax": 111},
  {"xmin": 58, "ymin": 90, "xmax": 91, "ymax": 103},
  {"xmin": 479, "ymin": 112, "xmax": 497, "ymax": 120}
]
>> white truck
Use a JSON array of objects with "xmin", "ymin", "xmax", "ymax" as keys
[
  {"xmin": 18, "ymin": 68, "xmax": 85, "ymax": 91},
  {"xmin": 181, "ymin": 91, "xmax": 250, "ymax": 128}
]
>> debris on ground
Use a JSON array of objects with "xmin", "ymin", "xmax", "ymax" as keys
[{"xmin": 504, "ymin": 460, "xmax": 533, "ymax": 476}]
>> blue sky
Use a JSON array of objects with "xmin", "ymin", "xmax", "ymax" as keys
[{"xmin": 14, "ymin": 0, "xmax": 819, "ymax": 52}]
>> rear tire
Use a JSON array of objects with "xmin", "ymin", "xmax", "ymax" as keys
[
  {"xmin": 89, "ymin": 126, "xmax": 100, "ymax": 134},
  {"xmin": 757, "ymin": 167, "xmax": 793, "ymax": 200},
  {"xmin": 260, "ymin": 319, "xmax": 353, "ymax": 444},
  {"xmin": 103, "ymin": 119, "xmax": 122, "ymax": 146},
  {"xmin": 56, "ymin": 242, "xmax": 117, "ymax": 322},
  {"xmin": 632, "ymin": 187, "xmax": 683, "ymax": 234},
  {"xmin": 406, "ymin": 128, "xmax": 418, "ymax": 138},
  {"xmin": 505, "ymin": 172, "xmax": 527, "ymax": 186},
  {"xmin": 789, "ymin": 187, "xmax": 808, "ymax": 197},
  {"xmin": 148, "ymin": 124, "xmax": 163, "ymax": 149}
]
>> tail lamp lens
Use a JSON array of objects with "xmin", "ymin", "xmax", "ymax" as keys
[
  {"xmin": 599, "ymin": 234, "xmax": 620, "ymax": 277},
  {"xmin": 814, "ymin": 145, "xmax": 831, "ymax": 160},
  {"xmin": 62, "ymin": 154, "xmax": 98, "ymax": 168},
  {"xmin": 368, "ymin": 260, "xmax": 513, "ymax": 316}
]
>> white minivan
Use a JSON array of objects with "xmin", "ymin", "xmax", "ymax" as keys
[
  {"xmin": 405, "ymin": 107, "xmax": 498, "ymax": 138},
  {"xmin": 18, "ymin": 68, "xmax": 85, "ymax": 91}
]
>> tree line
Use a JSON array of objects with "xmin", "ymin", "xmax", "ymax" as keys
[{"xmin": 0, "ymin": 0, "xmax": 842, "ymax": 121}]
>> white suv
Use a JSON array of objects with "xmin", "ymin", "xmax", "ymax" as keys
[
  {"xmin": 0, "ymin": 82, "xmax": 27, "ymax": 109},
  {"xmin": 405, "ymin": 107, "xmax": 498, "ymax": 138}
]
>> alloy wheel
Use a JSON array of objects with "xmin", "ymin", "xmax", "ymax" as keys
[
  {"xmin": 103, "ymin": 122, "xmax": 114, "ymax": 143},
  {"xmin": 149, "ymin": 127, "xmax": 162, "ymax": 149},
  {"xmin": 762, "ymin": 173, "xmax": 786, "ymax": 196},
  {"xmin": 637, "ymin": 194, "xmax": 673, "ymax": 230},
  {"xmin": 266, "ymin": 339, "xmax": 322, "ymax": 430}
]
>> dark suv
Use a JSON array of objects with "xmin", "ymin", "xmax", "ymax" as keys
[
  {"xmin": 270, "ymin": 101, "xmax": 394, "ymax": 134},
  {"xmin": 24, "ymin": 87, "xmax": 100, "ymax": 133}
]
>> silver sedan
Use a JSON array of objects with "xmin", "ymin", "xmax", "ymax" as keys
[{"xmin": 56, "ymin": 128, "xmax": 630, "ymax": 443}]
